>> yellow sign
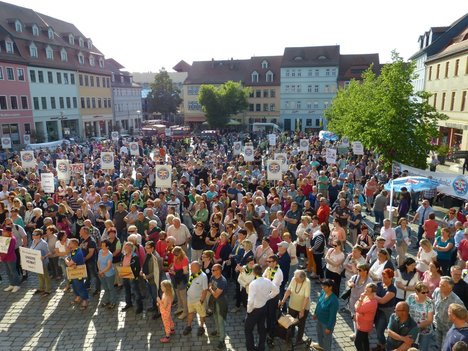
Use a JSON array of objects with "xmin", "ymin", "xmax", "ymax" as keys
[{"xmin": 66, "ymin": 265, "xmax": 88, "ymax": 280}]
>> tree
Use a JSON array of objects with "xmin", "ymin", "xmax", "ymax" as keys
[
  {"xmin": 198, "ymin": 81, "xmax": 250, "ymax": 129},
  {"xmin": 325, "ymin": 51, "xmax": 447, "ymax": 169},
  {"xmin": 147, "ymin": 68, "xmax": 182, "ymax": 120}
]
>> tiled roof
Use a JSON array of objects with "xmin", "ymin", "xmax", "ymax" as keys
[
  {"xmin": 184, "ymin": 59, "xmax": 250, "ymax": 85},
  {"xmin": 244, "ymin": 55, "xmax": 282, "ymax": 86},
  {"xmin": 338, "ymin": 53, "xmax": 380, "ymax": 81},
  {"xmin": 426, "ymin": 28, "xmax": 468, "ymax": 63},
  {"xmin": 173, "ymin": 60, "xmax": 191, "ymax": 72},
  {"xmin": 281, "ymin": 45, "xmax": 340, "ymax": 68}
]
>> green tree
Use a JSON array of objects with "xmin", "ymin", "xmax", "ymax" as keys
[
  {"xmin": 325, "ymin": 51, "xmax": 447, "ymax": 169},
  {"xmin": 147, "ymin": 68, "xmax": 182, "ymax": 120},
  {"xmin": 198, "ymin": 81, "xmax": 250, "ymax": 129}
]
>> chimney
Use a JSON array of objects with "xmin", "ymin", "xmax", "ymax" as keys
[
  {"xmin": 211, "ymin": 58, "xmax": 214, "ymax": 68},
  {"xmin": 230, "ymin": 57, "xmax": 234, "ymax": 70}
]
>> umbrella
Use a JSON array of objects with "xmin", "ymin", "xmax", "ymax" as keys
[
  {"xmin": 385, "ymin": 176, "xmax": 439, "ymax": 222},
  {"xmin": 318, "ymin": 131, "xmax": 339, "ymax": 142}
]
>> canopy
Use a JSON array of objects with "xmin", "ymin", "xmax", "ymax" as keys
[{"xmin": 384, "ymin": 176, "xmax": 439, "ymax": 192}]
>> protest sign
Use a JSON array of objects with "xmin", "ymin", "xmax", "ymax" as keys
[
  {"xmin": 56, "ymin": 159, "xmax": 70, "ymax": 180},
  {"xmin": 41, "ymin": 173, "xmax": 55, "ymax": 193},
  {"xmin": 1, "ymin": 137, "xmax": 11, "ymax": 149},
  {"xmin": 352, "ymin": 141, "xmax": 364, "ymax": 155},
  {"xmin": 101, "ymin": 152, "xmax": 114, "ymax": 169},
  {"xmin": 129, "ymin": 142, "xmax": 139, "ymax": 156},
  {"xmin": 20, "ymin": 151, "xmax": 36, "ymax": 169},
  {"xmin": 155, "ymin": 165, "xmax": 172, "ymax": 188},
  {"xmin": 299, "ymin": 139, "xmax": 309, "ymax": 152},
  {"xmin": 66, "ymin": 265, "xmax": 88, "ymax": 280},
  {"xmin": 0, "ymin": 236, "xmax": 11, "ymax": 254},
  {"xmin": 326, "ymin": 148, "xmax": 337, "ymax": 164},
  {"xmin": 267, "ymin": 160, "xmax": 283, "ymax": 180},
  {"xmin": 20, "ymin": 247, "xmax": 44, "ymax": 274}
]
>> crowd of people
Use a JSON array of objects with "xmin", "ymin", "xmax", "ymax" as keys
[{"xmin": 0, "ymin": 131, "xmax": 468, "ymax": 351}]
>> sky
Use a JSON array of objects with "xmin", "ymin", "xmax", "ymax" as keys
[{"xmin": 5, "ymin": 0, "xmax": 468, "ymax": 73}]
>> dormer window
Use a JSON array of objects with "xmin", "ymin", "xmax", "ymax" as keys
[
  {"xmin": 78, "ymin": 52, "xmax": 84, "ymax": 64},
  {"xmin": 99, "ymin": 57, "xmax": 104, "ymax": 68},
  {"xmin": 261, "ymin": 60, "xmax": 269, "ymax": 69},
  {"xmin": 68, "ymin": 34, "xmax": 74, "ymax": 45},
  {"xmin": 79, "ymin": 37, "xmax": 84, "ymax": 47},
  {"xmin": 318, "ymin": 55, "xmax": 327, "ymax": 60},
  {"xmin": 15, "ymin": 20, "xmax": 22, "ymax": 33},
  {"xmin": 251, "ymin": 71, "xmax": 259, "ymax": 83},
  {"xmin": 5, "ymin": 39, "xmax": 14, "ymax": 54},
  {"xmin": 48, "ymin": 28, "xmax": 54, "ymax": 40},
  {"xmin": 29, "ymin": 43, "xmax": 38, "ymax": 58},
  {"xmin": 293, "ymin": 56, "xmax": 303, "ymax": 61},
  {"xmin": 89, "ymin": 55, "xmax": 95, "ymax": 66},
  {"xmin": 266, "ymin": 70, "xmax": 274, "ymax": 83},
  {"xmin": 87, "ymin": 40, "xmax": 92, "ymax": 49},
  {"xmin": 46, "ymin": 46, "xmax": 54, "ymax": 60},
  {"xmin": 32, "ymin": 25, "xmax": 39, "ymax": 36},
  {"xmin": 60, "ymin": 48, "xmax": 68, "ymax": 62}
]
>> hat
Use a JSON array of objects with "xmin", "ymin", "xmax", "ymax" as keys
[
  {"xmin": 376, "ymin": 236, "xmax": 386, "ymax": 242},
  {"xmin": 278, "ymin": 241, "xmax": 289, "ymax": 249}
]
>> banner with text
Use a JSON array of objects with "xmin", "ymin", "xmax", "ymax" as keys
[
  {"xmin": 20, "ymin": 247, "xmax": 44, "ymax": 274},
  {"xmin": 70, "ymin": 163, "xmax": 85, "ymax": 175},
  {"xmin": 41, "ymin": 173, "xmax": 55, "ymax": 193},
  {"xmin": 352, "ymin": 141, "xmax": 364, "ymax": 155}
]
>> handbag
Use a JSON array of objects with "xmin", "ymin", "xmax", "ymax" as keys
[
  {"xmin": 278, "ymin": 314, "xmax": 299, "ymax": 329},
  {"xmin": 340, "ymin": 275, "xmax": 358, "ymax": 301}
]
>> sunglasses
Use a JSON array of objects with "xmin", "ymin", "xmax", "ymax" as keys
[
  {"xmin": 419, "ymin": 291, "xmax": 428, "ymax": 294},
  {"xmin": 266, "ymin": 260, "xmax": 273, "ymax": 263}
]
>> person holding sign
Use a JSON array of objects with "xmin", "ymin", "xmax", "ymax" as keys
[
  {"xmin": 30, "ymin": 229, "xmax": 51, "ymax": 297},
  {"xmin": 121, "ymin": 242, "xmax": 143, "ymax": 314},
  {"xmin": 66, "ymin": 238, "xmax": 89, "ymax": 310},
  {"xmin": 0, "ymin": 228, "xmax": 21, "ymax": 292}
]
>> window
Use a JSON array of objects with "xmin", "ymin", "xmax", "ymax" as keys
[
  {"xmin": 46, "ymin": 46, "xmax": 54, "ymax": 60},
  {"xmin": 433, "ymin": 93, "xmax": 437, "ymax": 108},
  {"xmin": 63, "ymin": 73, "xmax": 68, "ymax": 84},
  {"xmin": 21, "ymin": 96, "xmax": 28, "ymax": 109},
  {"xmin": 103, "ymin": 99, "xmax": 107, "ymax": 108},
  {"xmin": 99, "ymin": 58, "xmax": 104, "ymax": 68},
  {"xmin": 314, "ymin": 101, "xmax": 318, "ymax": 109},
  {"xmin": 33, "ymin": 97, "xmax": 39, "ymax": 110},
  {"xmin": 90, "ymin": 76, "xmax": 94, "ymax": 87},
  {"xmin": 87, "ymin": 40, "xmax": 92, "ymax": 49},
  {"xmin": 5, "ymin": 40, "xmax": 14, "ymax": 54},
  {"xmin": 324, "ymin": 85, "xmax": 329, "ymax": 93},
  {"xmin": 308, "ymin": 69, "xmax": 313, "ymax": 77},
  {"xmin": 326, "ymin": 69, "xmax": 330, "ymax": 76},
  {"xmin": 255, "ymin": 90, "xmax": 261, "ymax": 98},
  {"xmin": 0, "ymin": 67, "xmax": 3, "ymax": 80},
  {"xmin": 436, "ymin": 64, "xmax": 440, "ymax": 79},
  {"xmin": 286, "ymin": 70, "xmax": 290, "ymax": 77},
  {"xmin": 270, "ymin": 89, "xmax": 275, "ymax": 98},
  {"xmin": 255, "ymin": 104, "xmax": 261, "ymax": 112},
  {"xmin": 86, "ymin": 97, "xmax": 90, "ymax": 109},
  {"xmin": 50, "ymin": 97, "xmax": 56, "ymax": 109},
  {"xmin": 332, "ymin": 68, "xmax": 337, "ymax": 76},
  {"xmin": 315, "ymin": 69, "xmax": 319, "ymax": 76},
  {"xmin": 249, "ymin": 104, "xmax": 254, "ymax": 112},
  {"xmin": 315, "ymin": 119, "xmax": 321, "ymax": 127},
  {"xmin": 48, "ymin": 28, "xmax": 54, "ymax": 40},
  {"xmin": 30, "ymin": 43, "xmax": 38, "ymax": 58},
  {"xmin": 66, "ymin": 97, "xmax": 71, "ymax": 109},
  {"xmin": 306, "ymin": 119, "xmax": 312, "ymax": 127},
  {"xmin": 73, "ymin": 97, "xmax": 77, "ymax": 108},
  {"xmin": 455, "ymin": 59, "xmax": 460, "ymax": 76},
  {"xmin": 61, "ymin": 49, "xmax": 68, "ymax": 62},
  {"xmin": 89, "ymin": 55, "xmax": 95, "ymax": 66},
  {"xmin": 107, "ymin": 98, "xmax": 111, "ymax": 107},
  {"xmin": 15, "ymin": 20, "xmax": 22, "ymax": 32},
  {"xmin": 79, "ymin": 37, "xmax": 84, "ymax": 47},
  {"xmin": 263, "ymin": 103, "xmax": 268, "ymax": 111},
  {"xmin": 32, "ymin": 25, "xmax": 39, "ymax": 36},
  {"xmin": 285, "ymin": 85, "xmax": 290, "ymax": 93},
  {"xmin": 263, "ymin": 90, "xmax": 269, "ymax": 98},
  {"xmin": 68, "ymin": 34, "xmax": 74, "ymax": 45},
  {"xmin": 38, "ymin": 71, "xmax": 44, "ymax": 83},
  {"xmin": 70, "ymin": 74, "xmax": 75, "ymax": 85},
  {"xmin": 266, "ymin": 71, "xmax": 273, "ymax": 82},
  {"xmin": 297, "ymin": 69, "xmax": 301, "ymax": 77},
  {"xmin": 324, "ymin": 101, "xmax": 329, "ymax": 109},
  {"xmin": 261, "ymin": 60, "xmax": 268, "ymax": 69},
  {"xmin": 297, "ymin": 85, "xmax": 301, "ymax": 93},
  {"xmin": 17, "ymin": 68, "xmax": 24, "ymax": 81},
  {"xmin": 251, "ymin": 71, "xmax": 259, "ymax": 83},
  {"xmin": 41, "ymin": 97, "xmax": 47, "ymax": 109},
  {"xmin": 285, "ymin": 101, "xmax": 290, "ymax": 108},
  {"xmin": 84, "ymin": 75, "xmax": 89, "ymax": 86},
  {"xmin": 308, "ymin": 85, "xmax": 312, "ymax": 92},
  {"xmin": 6, "ymin": 67, "xmax": 14, "ymax": 80},
  {"xmin": 296, "ymin": 101, "xmax": 301, "ymax": 109},
  {"xmin": 80, "ymin": 97, "xmax": 85, "ymax": 109},
  {"xmin": 269, "ymin": 103, "xmax": 275, "ymax": 111},
  {"xmin": 450, "ymin": 92, "xmax": 456, "ymax": 111},
  {"xmin": 441, "ymin": 92, "xmax": 446, "ymax": 110},
  {"xmin": 291, "ymin": 70, "xmax": 295, "ymax": 77},
  {"xmin": 78, "ymin": 53, "xmax": 84, "ymax": 65},
  {"xmin": 314, "ymin": 85, "xmax": 319, "ymax": 93},
  {"xmin": 10, "ymin": 96, "xmax": 18, "ymax": 109},
  {"xmin": 106, "ymin": 78, "xmax": 110, "ymax": 87},
  {"xmin": 97, "ymin": 98, "xmax": 102, "ymax": 108},
  {"xmin": 445, "ymin": 62, "xmax": 449, "ymax": 78},
  {"xmin": 79, "ymin": 74, "xmax": 83, "ymax": 86},
  {"xmin": 428, "ymin": 66, "xmax": 432, "ymax": 80},
  {"xmin": 291, "ymin": 85, "xmax": 296, "ymax": 93},
  {"xmin": 47, "ymin": 71, "xmax": 53, "ymax": 83},
  {"xmin": 56, "ymin": 72, "xmax": 62, "ymax": 84},
  {"xmin": 307, "ymin": 102, "xmax": 312, "ymax": 109},
  {"xmin": 462, "ymin": 91, "xmax": 467, "ymax": 112},
  {"xmin": 0, "ymin": 96, "xmax": 6, "ymax": 110}
]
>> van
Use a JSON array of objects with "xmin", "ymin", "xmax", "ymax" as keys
[{"xmin": 251, "ymin": 123, "xmax": 282, "ymax": 134}]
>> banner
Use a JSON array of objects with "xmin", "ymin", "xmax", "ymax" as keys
[
  {"xmin": 268, "ymin": 134, "xmax": 277, "ymax": 146},
  {"xmin": 352, "ymin": 141, "xmax": 364, "ymax": 155},
  {"xmin": 1, "ymin": 137, "xmax": 11, "ymax": 149},
  {"xmin": 243, "ymin": 145, "xmax": 254, "ymax": 162},
  {"xmin": 326, "ymin": 148, "xmax": 337, "ymax": 164},
  {"xmin": 274, "ymin": 153, "xmax": 288, "ymax": 171},
  {"xmin": 20, "ymin": 247, "xmax": 44, "ymax": 274},
  {"xmin": 70, "ymin": 163, "xmax": 85, "ymax": 175},
  {"xmin": 41, "ymin": 173, "xmax": 55, "ymax": 193},
  {"xmin": 66, "ymin": 265, "xmax": 88, "ymax": 280},
  {"xmin": 0, "ymin": 236, "xmax": 11, "ymax": 254},
  {"xmin": 111, "ymin": 131, "xmax": 119, "ymax": 141},
  {"xmin": 56, "ymin": 159, "xmax": 70, "ymax": 180},
  {"xmin": 299, "ymin": 139, "xmax": 309, "ymax": 152},
  {"xmin": 267, "ymin": 160, "xmax": 283, "ymax": 181},
  {"xmin": 155, "ymin": 165, "xmax": 172, "ymax": 188},
  {"xmin": 101, "ymin": 152, "xmax": 115, "ymax": 170},
  {"xmin": 23, "ymin": 134, "xmax": 31, "ymax": 145},
  {"xmin": 233, "ymin": 142, "xmax": 242, "ymax": 156},
  {"xmin": 129, "ymin": 142, "xmax": 139, "ymax": 156},
  {"xmin": 393, "ymin": 161, "xmax": 468, "ymax": 200},
  {"xmin": 20, "ymin": 151, "xmax": 36, "ymax": 169}
]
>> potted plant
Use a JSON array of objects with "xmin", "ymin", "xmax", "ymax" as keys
[{"xmin": 437, "ymin": 145, "xmax": 449, "ymax": 165}]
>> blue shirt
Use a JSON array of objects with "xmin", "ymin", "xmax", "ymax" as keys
[
  {"xmin": 98, "ymin": 250, "xmax": 115, "ymax": 277},
  {"xmin": 443, "ymin": 325, "xmax": 468, "ymax": 351},
  {"xmin": 71, "ymin": 248, "xmax": 85, "ymax": 265},
  {"xmin": 30, "ymin": 238, "xmax": 50, "ymax": 266},
  {"xmin": 455, "ymin": 229, "xmax": 465, "ymax": 248},
  {"xmin": 314, "ymin": 291, "xmax": 339, "ymax": 331}
]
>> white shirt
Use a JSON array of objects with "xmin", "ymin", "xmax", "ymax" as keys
[
  {"xmin": 247, "ymin": 276, "xmax": 279, "ymax": 313},
  {"xmin": 380, "ymin": 227, "xmax": 396, "ymax": 249},
  {"xmin": 166, "ymin": 224, "xmax": 191, "ymax": 246},
  {"xmin": 263, "ymin": 265, "xmax": 284, "ymax": 298}
]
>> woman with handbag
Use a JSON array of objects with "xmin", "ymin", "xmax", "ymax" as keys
[
  {"xmin": 324, "ymin": 240, "xmax": 345, "ymax": 297},
  {"xmin": 347, "ymin": 263, "xmax": 373, "ymax": 341}
]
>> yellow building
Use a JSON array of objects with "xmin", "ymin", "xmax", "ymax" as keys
[
  {"xmin": 425, "ymin": 28, "xmax": 468, "ymax": 149},
  {"xmin": 78, "ymin": 71, "xmax": 113, "ymax": 137}
]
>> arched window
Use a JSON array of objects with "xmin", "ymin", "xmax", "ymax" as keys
[
  {"xmin": 87, "ymin": 40, "xmax": 92, "ymax": 49},
  {"xmin": 29, "ymin": 43, "xmax": 38, "ymax": 58},
  {"xmin": 78, "ymin": 52, "xmax": 84, "ymax": 64},
  {"xmin": 60, "ymin": 48, "xmax": 68, "ymax": 62},
  {"xmin": 78, "ymin": 37, "xmax": 84, "ymax": 47},
  {"xmin": 266, "ymin": 70, "xmax": 274, "ymax": 82},
  {"xmin": 68, "ymin": 34, "xmax": 74, "ymax": 45},
  {"xmin": 32, "ymin": 25, "xmax": 39, "ymax": 36},
  {"xmin": 99, "ymin": 57, "xmax": 105, "ymax": 68},
  {"xmin": 48, "ymin": 28, "xmax": 54, "ymax": 40},
  {"xmin": 251, "ymin": 71, "xmax": 259, "ymax": 83},
  {"xmin": 45, "ymin": 46, "xmax": 54, "ymax": 60},
  {"xmin": 15, "ymin": 20, "xmax": 22, "ymax": 32},
  {"xmin": 261, "ymin": 60, "xmax": 269, "ymax": 69},
  {"xmin": 89, "ymin": 55, "xmax": 95, "ymax": 66}
]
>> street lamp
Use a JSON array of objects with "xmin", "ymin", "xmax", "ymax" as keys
[
  {"xmin": 136, "ymin": 110, "xmax": 141, "ymax": 132},
  {"xmin": 50, "ymin": 111, "xmax": 68, "ymax": 140}
]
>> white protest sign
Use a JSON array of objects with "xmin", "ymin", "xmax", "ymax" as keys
[
  {"xmin": 233, "ymin": 142, "xmax": 242, "ymax": 156},
  {"xmin": 268, "ymin": 134, "xmax": 277, "ymax": 146},
  {"xmin": 274, "ymin": 153, "xmax": 288, "ymax": 171},
  {"xmin": 1, "ymin": 137, "xmax": 11, "ymax": 149},
  {"xmin": 352, "ymin": 141, "xmax": 364, "ymax": 155},
  {"xmin": 267, "ymin": 160, "xmax": 283, "ymax": 181},
  {"xmin": 165, "ymin": 128, "xmax": 172, "ymax": 137},
  {"xmin": 111, "ymin": 131, "xmax": 119, "ymax": 141},
  {"xmin": 20, "ymin": 247, "xmax": 44, "ymax": 274},
  {"xmin": 129, "ymin": 142, "xmax": 139, "ymax": 156},
  {"xmin": 325, "ymin": 148, "xmax": 337, "ymax": 164},
  {"xmin": 56, "ymin": 159, "xmax": 70, "ymax": 180},
  {"xmin": 340, "ymin": 137, "xmax": 350, "ymax": 147},
  {"xmin": 23, "ymin": 134, "xmax": 31, "ymax": 145},
  {"xmin": 20, "ymin": 151, "xmax": 36, "ymax": 169},
  {"xmin": 155, "ymin": 165, "xmax": 172, "ymax": 188},
  {"xmin": 0, "ymin": 236, "xmax": 11, "ymax": 254},
  {"xmin": 299, "ymin": 139, "xmax": 309, "ymax": 152},
  {"xmin": 243, "ymin": 145, "xmax": 254, "ymax": 162},
  {"xmin": 70, "ymin": 163, "xmax": 85, "ymax": 175},
  {"xmin": 41, "ymin": 173, "xmax": 55, "ymax": 193},
  {"xmin": 101, "ymin": 152, "xmax": 115, "ymax": 170}
]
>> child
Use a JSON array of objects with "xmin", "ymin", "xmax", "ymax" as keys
[{"xmin": 158, "ymin": 279, "xmax": 175, "ymax": 343}]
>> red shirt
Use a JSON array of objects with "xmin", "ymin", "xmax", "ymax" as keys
[
  {"xmin": 215, "ymin": 243, "xmax": 226, "ymax": 260},
  {"xmin": 269, "ymin": 236, "xmax": 282, "ymax": 253},
  {"xmin": 0, "ymin": 236, "xmax": 16, "ymax": 262},
  {"xmin": 317, "ymin": 205, "xmax": 330, "ymax": 224},
  {"xmin": 459, "ymin": 239, "xmax": 468, "ymax": 261},
  {"xmin": 355, "ymin": 297, "xmax": 378, "ymax": 332}
]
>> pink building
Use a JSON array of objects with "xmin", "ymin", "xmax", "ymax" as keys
[{"xmin": 0, "ymin": 60, "xmax": 34, "ymax": 145}]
